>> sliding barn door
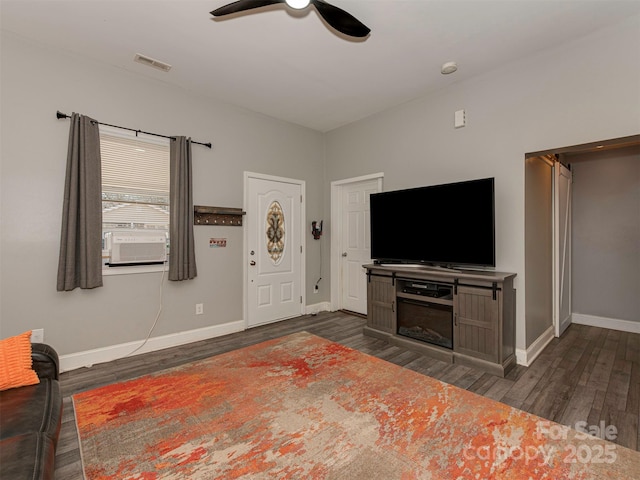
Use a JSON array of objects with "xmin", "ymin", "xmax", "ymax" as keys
[{"xmin": 554, "ymin": 163, "xmax": 572, "ymax": 337}]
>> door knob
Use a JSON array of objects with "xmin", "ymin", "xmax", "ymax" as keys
[
  {"xmin": 342, "ymin": 252, "xmax": 348, "ymax": 257},
  {"xmin": 250, "ymin": 260, "xmax": 256, "ymax": 266}
]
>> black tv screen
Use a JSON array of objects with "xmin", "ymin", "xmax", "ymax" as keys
[{"xmin": 370, "ymin": 177, "xmax": 495, "ymax": 267}]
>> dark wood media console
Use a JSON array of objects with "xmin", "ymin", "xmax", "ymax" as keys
[{"xmin": 364, "ymin": 264, "xmax": 517, "ymax": 377}]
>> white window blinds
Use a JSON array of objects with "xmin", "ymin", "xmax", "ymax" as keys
[{"xmin": 99, "ymin": 127, "xmax": 170, "ymax": 230}]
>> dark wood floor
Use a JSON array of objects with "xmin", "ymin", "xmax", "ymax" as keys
[{"xmin": 54, "ymin": 311, "xmax": 640, "ymax": 479}]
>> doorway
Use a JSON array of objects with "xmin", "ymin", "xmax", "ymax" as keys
[
  {"xmin": 523, "ymin": 134, "xmax": 640, "ymax": 364},
  {"xmin": 330, "ymin": 173, "xmax": 383, "ymax": 314},
  {"xmin": 244, "ymin": 172, "xmax": 305, "ymax": 327},
  {"xmin": 524, "ymin": 154, "xmax": 574, "ymax": 365}
]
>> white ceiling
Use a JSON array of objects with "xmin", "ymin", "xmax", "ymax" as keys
[{"xmin": 2, "ymin": 0, "xmax": 639, "ymax": 132}]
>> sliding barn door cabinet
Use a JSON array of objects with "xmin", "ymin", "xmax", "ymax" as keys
[{"xmin": 364, "ymin": 264, "xmax": 517, "ymax": 377}]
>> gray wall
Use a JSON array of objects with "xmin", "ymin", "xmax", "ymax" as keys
[
  {"xmin": 324, "ymin": 15, "xmax": 640, "ymax": 352},
  {"xmin": 0, "ymin": 33, "xmax": 325, "ymax": 356},
  {"xmin": 570, "ymin": 146, "xmax": 640, "ymax": 323}
]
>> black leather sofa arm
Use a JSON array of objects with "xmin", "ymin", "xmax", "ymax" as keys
[
  {"xmin": 31, "ymin": 343, "xmax": 60, "ymax": 380},
  {"xmin": 0, "ymin": 342, "xmax": 62, "ymax": 480}
]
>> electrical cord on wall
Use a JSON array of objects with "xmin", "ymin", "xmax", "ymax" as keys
[
  {"xmin": 125, "ymin": 263, "xmax": 166, "ymax": 358},
  {"xmin": 315, "ymin": 233, "xmax": 322, "ymax": 290},
  {"xmin": 83, "ymin": 264, "xmax": 167, "ymax": 369}
]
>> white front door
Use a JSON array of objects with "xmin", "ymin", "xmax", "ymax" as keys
[
  {"xmin": 554, "ymin": 162, "xmax": 572, "ymax": 337},
  {"xmin": 245, "ymin": 173, "xmax": 304, "ymax": 327},
  {"xmin": 331, "ymin": 175, "xmax": 383, "ymax": 315}
]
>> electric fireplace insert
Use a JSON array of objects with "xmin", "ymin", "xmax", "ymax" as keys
[{"xmin": 396, "ymin": 297, "xmax": 453, "ymax": 349}]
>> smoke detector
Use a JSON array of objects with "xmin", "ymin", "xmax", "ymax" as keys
[
  {"xmin": 134, "ymin": 53, "xmax": 172, "ymax": 72},
  {"xmin": 441, "ymin": 61, "xmax": 458, "ymax": 75}
]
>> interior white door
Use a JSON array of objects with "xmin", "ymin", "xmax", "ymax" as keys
[
  {"xmin": 246, "ymin": 175, "xmax": 303, "ymax": 327},
  {"xmin": 554, "ymin": 162, "xmax": 572, "ymax": 337},
  {"xmin": 340, "ymin": 179, "xmax": 380, "ymax": 314}
]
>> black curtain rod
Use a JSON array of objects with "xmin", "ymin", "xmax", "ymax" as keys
[{"xmin": 56, "ymin": 111, "xmax": 212, "ymax": 149}]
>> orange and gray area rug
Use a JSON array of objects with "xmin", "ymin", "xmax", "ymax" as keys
[{"xmin": 73, "ymin": 331, "xmax": 640, "ymax": 479}]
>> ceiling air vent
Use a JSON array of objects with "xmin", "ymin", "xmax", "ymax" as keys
[{"xmin": 133, "ymin": 53, "xmax": 172, "ymax": 72}]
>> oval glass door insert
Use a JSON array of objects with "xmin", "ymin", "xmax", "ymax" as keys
[{"xmin": 266, "ymin": 201, "xmax": 285, "ymax": 263}]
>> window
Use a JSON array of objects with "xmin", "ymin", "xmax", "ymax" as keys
[{"xmin": 99, "ymin": 126, "xmax": 170, "ymax": 271}]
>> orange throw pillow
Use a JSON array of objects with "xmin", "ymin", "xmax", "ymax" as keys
[{"xmin": 0, "ymin": 330, "xmax": 40, "ymax": 391}]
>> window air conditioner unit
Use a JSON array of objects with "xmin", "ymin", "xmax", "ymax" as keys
[{"xmin": 106, "ymin": 230, "xmax": 167, "ymax": 266}]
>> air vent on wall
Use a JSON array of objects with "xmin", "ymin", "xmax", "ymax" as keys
[{"xmin": 133, "ymin": 53, "xmax": 172, "ymax": 72}]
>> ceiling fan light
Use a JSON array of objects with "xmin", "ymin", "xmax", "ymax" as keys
[{"xmin": 285, "ymin": 0, "xmax": 311, "ymax": 9}]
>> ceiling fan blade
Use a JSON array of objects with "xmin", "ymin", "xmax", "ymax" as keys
[
  {"xmin": 311, "ymin": 0, "xmax": 370, "ymax": 38},
  {"xmin": 211, "ymin": 0, "xmax": 285, "ymax": 17}
]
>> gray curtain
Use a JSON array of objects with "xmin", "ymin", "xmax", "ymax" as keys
[
  {"xmin": 56, "ymin": 113, "xmax": 103, "ymax": 291},
  {"xmin": 169, "ymin": 136, "xmax": 197, "ymax": 280}
]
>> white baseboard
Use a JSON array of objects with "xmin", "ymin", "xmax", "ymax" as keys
[
  {"xmin": 305, "ymin": 301, "xmax": 331, "ymax": 315},
  {"xmin": 60, "ymin": 303, "xmax": 335, "ymax": 373},
  {"xmin": 572, "ymin": 313, "xmax": 640, "ymax": 334},
  {"xmin": 514, "ymin": 314, "xmax": 639, "ymax": 368},
  {"xmin": 59, "ymin": 320, "xmax": 245, "ymax": 373},
  {"xmin": 515, "ymin": 325, "xmax": 555, "ymax": 367}
]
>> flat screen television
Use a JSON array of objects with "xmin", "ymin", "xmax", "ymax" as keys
[{"xmin": 370, "ymin": 177, "xmax": 495, "ymax": 268}]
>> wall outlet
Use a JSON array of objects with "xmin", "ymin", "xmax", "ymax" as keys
[
  {"xmin": 195, "ymin": 303, "xmax": 204, "ymax": 315},
  {"xmin": 31, "ymin": 328, "xmax": 44, "ymax": 343},
  {"xmin": 314, "ymin": 285, "xmax": 319, "ymax": 294}
]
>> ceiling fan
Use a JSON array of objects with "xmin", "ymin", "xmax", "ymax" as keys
[{"xmin": 210, "ymin": 0, "xmax": 371, "ymax": 38}]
